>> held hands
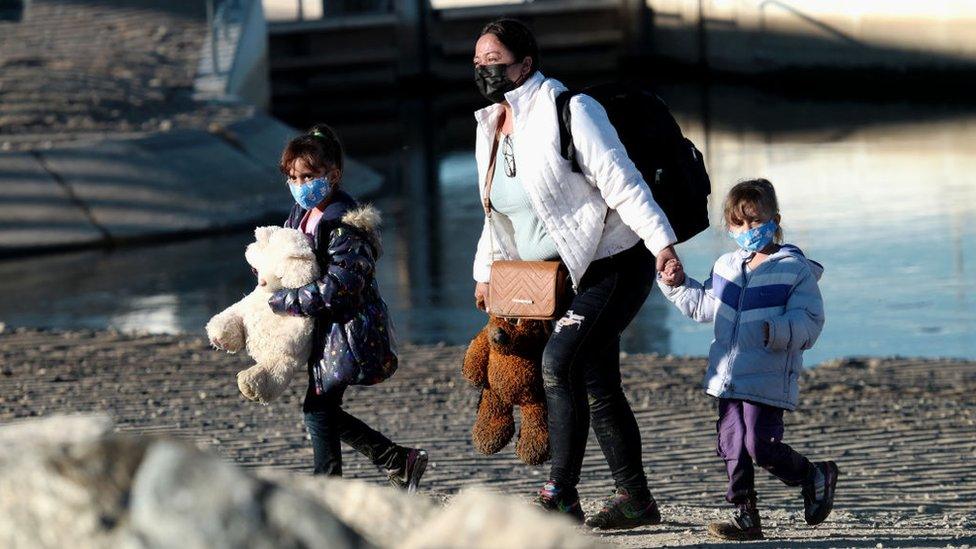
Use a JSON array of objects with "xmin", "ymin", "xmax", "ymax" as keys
[
  {"xmin": 654, "ymin": 245, "xmax": 679, "ymax": 273},
  {"xmin": 657, "ymin": 245, "xmax": 685, "ymax": 287},
  {"xmin": 659, "ymin": 257, "xmax": 686, "ymax": 287}
]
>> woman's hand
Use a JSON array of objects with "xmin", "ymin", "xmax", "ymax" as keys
[
  {"xmin": 655, "ymin": 245, "xmax": 680, "ymax": 273},
  {"xmin": 659, "ymin": 258, "xmax": 686, "ymax": 287},
  {"xmin": 474, "ymin": 282, "xmax": 489, "ymax": 311}
]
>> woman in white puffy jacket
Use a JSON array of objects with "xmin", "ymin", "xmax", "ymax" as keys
[{"xmin": 470, "ymin": 19, "xmax": 680, "ymax": 529}]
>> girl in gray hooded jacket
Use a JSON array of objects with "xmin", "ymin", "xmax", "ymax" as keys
[{"xmin": 659, "ymin": 179, "xmax": 839, "ymax": 541}]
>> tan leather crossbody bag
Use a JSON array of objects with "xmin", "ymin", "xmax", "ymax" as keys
[{"xmin": 482, "ymin": 129, "xmax": 568, "ymax": 320}]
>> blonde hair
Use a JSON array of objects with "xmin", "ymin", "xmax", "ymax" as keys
[{"xmin": 723, "ymin": 178, "xmax": 783, "ymax": 243}]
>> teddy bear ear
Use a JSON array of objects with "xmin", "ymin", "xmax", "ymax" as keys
[
  {"xmin": 269, "ymin": 228, "xmax": 314, "ymax": 258},
  {"xmin": 254, "ymin": 226, "xmax": 278, "ymax": 244}
]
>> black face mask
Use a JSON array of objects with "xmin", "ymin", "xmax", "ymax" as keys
[{"xmin": 474, "ymin": 63, "xmax": 519, "ymax": 104}]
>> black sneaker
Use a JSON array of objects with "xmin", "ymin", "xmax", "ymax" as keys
[
  {"xmin": 802, "ymin": 461, "xmax": 839, "ymax": 526},
  {"xmin": 388, "ymin": 448, "xmax": 428, "ymax": 493},
  {"xmin": 535, "ymin": 480, "xmax": 585, "ymax": 523},
  {"xmin": 707, "ymin": 501, "xmax": 764, "ymax": 541},
  {"xmin": 585, "ymin": 488, "xmax": 661, "ymax": 530}
]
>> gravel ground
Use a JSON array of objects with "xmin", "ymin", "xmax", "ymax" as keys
[
  {"xmin": 0, "ymin": 0, "xmax": 252, "ymax": 151},
  {"xmin": 0, "ymin": 327, "xmax": 974, "ymax": 547}
]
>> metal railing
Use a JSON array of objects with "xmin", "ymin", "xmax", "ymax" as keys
[{"xmin": 206, "ymin": 0, "xmax": 252, "ymax": 77}]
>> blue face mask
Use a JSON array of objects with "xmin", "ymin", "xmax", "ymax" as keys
[
  {"xmin": 289, "ymin": 177, "xmax": 332, "ymax": 210},
  {"xmin": 729, "ymin": 219, "xmax": 777, "ymax": 252}
]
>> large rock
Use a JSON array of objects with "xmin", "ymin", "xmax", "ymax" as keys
[
  {"xmin": 0, "ymin": 414, "xmax": 366, "ymax": 549},
  {"xmin": 0, "ymin": 415, "xmax": 604, "ymax": 549},
  {"xmin": 261, "ymin": 470, "xmax": 438, "ymax": 547},
  {"xmin": 404, "ymin": 488, "xmax": 610, "ymax": 549},
  {"xmin": 263, "ymin": 473, "xmax": 608, "ymax": 549},
  {"xmin": 128, "ymin": 440, "xmax": 365, "ymax": 549},
  {"xmin": 0, "ymin": 414, "xmax": 147, "ymax": 548}
]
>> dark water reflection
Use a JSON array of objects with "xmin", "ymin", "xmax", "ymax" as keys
[{"xmin": 1, "ymin": 82, "xmax": 974, "ymax": 366}]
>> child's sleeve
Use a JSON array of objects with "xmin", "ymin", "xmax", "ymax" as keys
[
  {"xmin": 269, "ymin": 226, "xmax": 375, "ymax": 323},
  {"xmin": 764, "ymin": 266, "xmax": 825, "ymax": 352},
  {"xmin": 656, "ymin": 271, "xmax": 718, "ymax": 323}
]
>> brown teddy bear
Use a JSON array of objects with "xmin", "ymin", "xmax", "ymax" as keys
[{"xmin": 462, "ymin": 316, "xmax": 550, "ymax": 465}]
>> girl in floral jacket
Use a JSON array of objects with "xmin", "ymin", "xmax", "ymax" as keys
[{"xmin": 269, "ymin": 124, "xmax": 427, "ymax": 490}]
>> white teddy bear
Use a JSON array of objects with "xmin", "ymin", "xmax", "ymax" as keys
[{"xmin": 206, "ymin": 226, "xmax": 320, "ymax": 403}]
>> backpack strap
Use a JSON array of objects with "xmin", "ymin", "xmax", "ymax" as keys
[{"xmin": 555, "ymin": 90, "xmax": 583, "ymax": 174}]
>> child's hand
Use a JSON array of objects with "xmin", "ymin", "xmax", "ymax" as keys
[{"xmin": 660, "ymin": 258, "xmax": 686, "ymax": 287}]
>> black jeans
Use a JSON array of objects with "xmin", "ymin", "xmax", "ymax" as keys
[
  {"xmin": 543, "ymin": 243, "xmax": 656, "ymax": 497},
  {"xmin": 303, "ymin": 385, "xmax": 406, "ymax": 476}
]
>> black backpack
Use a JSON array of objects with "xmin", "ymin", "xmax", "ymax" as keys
[{"xmin": 555, "ymin": 82, "xmax": 711, "ymax": 244}]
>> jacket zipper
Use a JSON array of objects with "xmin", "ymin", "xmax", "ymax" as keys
[
  {"xmin": 725, "ymin": 260, "xmax": 749, "ymax": 389},
  {"xmin": 730, "ymin": 260, "xmax": 748, "ymax": 342}
]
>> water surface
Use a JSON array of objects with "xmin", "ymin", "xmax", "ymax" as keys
[{"xmin": 1, "ymin": 84, "xmax": 973, "ymax": 366}]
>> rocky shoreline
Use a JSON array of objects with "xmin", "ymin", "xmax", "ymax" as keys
[{"xmin": 1, "ymin": 328, "xmax": 974, "ymax": 547}]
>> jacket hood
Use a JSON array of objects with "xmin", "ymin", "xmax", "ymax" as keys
[
  {"xmin": 341, "ymin": 204, "xmax": 383, "ymax": 257},
  {"xmin": 737, "ymin": 244, "xmax": 823, "ymax": 281}
]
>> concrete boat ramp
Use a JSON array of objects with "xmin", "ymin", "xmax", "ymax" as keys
[{"xmin": 0, "ymin": 115, "xmax": 383, "ymax": 257}]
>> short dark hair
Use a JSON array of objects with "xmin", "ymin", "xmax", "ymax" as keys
[
  {"xmin": 480, "ymin": 18, "xmax": 540, "ymax": 75},
  {"xmin": 279, "ymin": 123, "xmax": 344, "ymax": 178}
]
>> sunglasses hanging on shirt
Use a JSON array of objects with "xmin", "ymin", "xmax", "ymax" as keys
[{"xmin": 502, "ymin": 134, "xmax": 516, "ymax": 177}]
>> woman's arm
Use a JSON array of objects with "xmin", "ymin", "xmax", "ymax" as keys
[
  {"xmin": 568, "ymin": 95, "xmax": 677, "ymax": 256},
  {"xmin": 269, "ymin": 226, "xmax": 376, "ymax": 323}
]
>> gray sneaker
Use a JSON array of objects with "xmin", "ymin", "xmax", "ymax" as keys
[
  {"xmin": 585, "ymin": 488, "xmax": 661, "ymax": 530},
  {"xmin": 707, "ymin": 501, "xmax": 763, "ymax": 541},
  {"xmin": 802, "ymin": 461, "xmax": 839, "ymax": 526},
  {"xmin": 388, "ymin": 448, "xmax": 428, "ymax": 493},
  {"xmin": 535, "ymin": 480, "xmax": 585, "ymax": 523}
]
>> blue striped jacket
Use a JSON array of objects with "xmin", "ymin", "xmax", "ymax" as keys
[{"xmin": 658, "ymin": 244, "xmax": 825, "ymax": 410}]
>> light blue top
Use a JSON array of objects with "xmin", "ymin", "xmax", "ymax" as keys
[
  {"xmin": 489, "ymin": 138, "xmax": 560, "ymax": 261},
  {"xmin": 657, "ymin": 245, "xmax": 825, "ymax": 410}
]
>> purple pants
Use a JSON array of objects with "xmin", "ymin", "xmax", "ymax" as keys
[{"xmin": 717, "ymin": 398, "xmax": 813, "ymax": 504}]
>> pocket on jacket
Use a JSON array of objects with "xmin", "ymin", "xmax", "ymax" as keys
[{"xmin": 740, "ymin": 318, "xmax": 768, "ymax": 350}]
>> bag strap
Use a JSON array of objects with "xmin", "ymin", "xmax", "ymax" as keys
[
  {"xmin": 482, "ymin": 127, "xmax": 502, "ymax": 217},
  {"xmin": 482, "ymin": 123, "xmax": 504, "ymax": 267},
  {"xmin": 555, "ymin": 90, "xmax": 582, "ymax": 174}
]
